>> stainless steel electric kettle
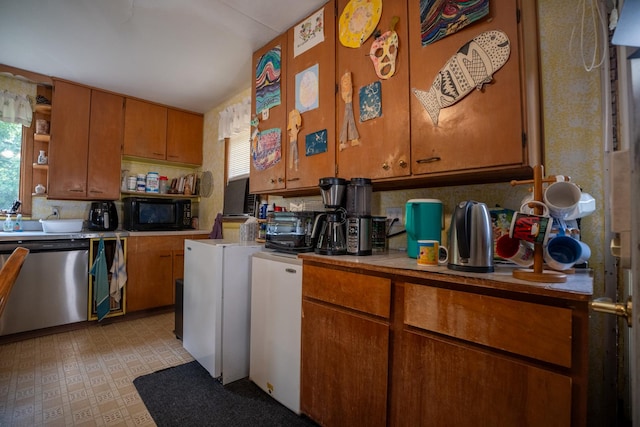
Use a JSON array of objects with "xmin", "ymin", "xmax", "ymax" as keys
[{"xmin": 447, "ymin": 200, "xmax": 494, "ymax": 273}]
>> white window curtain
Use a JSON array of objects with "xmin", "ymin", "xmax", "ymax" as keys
[
  {"xmin": 0, "ymin": 90, "xmax": 33, "ymax": 127},
  {"xmin": 218, "ymin": 96, "xmax": 251, "ymax": 141},
  {"xmin": 0, "ymin": 75, "xmax": 36, "ymax": 127}
]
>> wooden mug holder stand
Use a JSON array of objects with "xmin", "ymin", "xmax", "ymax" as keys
[{"xmin": 509, "ymin": 165, "xmax": 567, "ymax": 283}]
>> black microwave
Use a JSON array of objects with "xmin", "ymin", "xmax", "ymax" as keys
[{"xmin": 123, "ymin": 197, "xmax": 192, "ymax": 231}]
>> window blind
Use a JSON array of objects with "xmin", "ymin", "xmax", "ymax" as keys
[{"xmin": 227, "ymin": 128, "xmax": 251, "ymax": 181}]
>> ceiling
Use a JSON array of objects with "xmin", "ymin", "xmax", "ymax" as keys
[{"xmin": 0, "ymin": 0, "xmax": 327, "ymax": 113}]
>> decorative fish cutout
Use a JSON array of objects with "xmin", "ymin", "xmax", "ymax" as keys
[{"xmin": 413, "ymin": 30, "xmax": 511, "ymax": 126}]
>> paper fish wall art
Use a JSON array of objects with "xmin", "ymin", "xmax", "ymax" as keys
[{"xmin": 413, "ymin": 30, "xmax": 511, "ymax": 126}]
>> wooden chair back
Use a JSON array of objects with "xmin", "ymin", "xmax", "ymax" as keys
[{"xmin": 0, "ymin": 247, "xmax": 29, "ymax": 318}]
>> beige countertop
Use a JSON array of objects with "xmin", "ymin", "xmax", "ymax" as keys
[{"xmin": 298, "ymin": 249, "xmax": 593, "ymax": 302}]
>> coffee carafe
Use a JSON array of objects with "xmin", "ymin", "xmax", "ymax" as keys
[
  {"xmin": 312, "ymin": 177, "xmax": 348, "ymax": 255},
  {"xmin": 315, "ymin": 211, "xmax": 347, "ymax": 255}
]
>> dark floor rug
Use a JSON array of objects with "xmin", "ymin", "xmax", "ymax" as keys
[{"xmin": 133, "ymin": 361, "xmax": 318, "ymax": 427}]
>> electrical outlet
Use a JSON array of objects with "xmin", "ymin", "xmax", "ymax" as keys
[{"xmin": 385, "ymin": 207, "xmax": 403, "ymax": 226}]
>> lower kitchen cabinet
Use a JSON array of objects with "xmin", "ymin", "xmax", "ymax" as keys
[
  {"xmin": 299, "ymin": 259, "xmax": 589, "ymax": 427},
  {"xmin": 301, "ymin": 264, "xmax": 391, "ymax": 427},
  {"xmin": 126, "ymin": 233, "xmax": 207, "ymax": 312},
  {"xmin": 389, "ymin": 283, "xmax": 576, "ymax": 427}
]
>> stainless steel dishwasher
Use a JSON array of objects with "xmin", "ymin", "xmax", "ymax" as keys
[{"xmin": 0, "ymin": 239, "xmax": 90, "ymax": 336}]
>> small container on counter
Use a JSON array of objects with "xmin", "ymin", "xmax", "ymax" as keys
[
  {"xmin": 136, "ymin": 174, "xmax": 147, "ymax": 192},
  {"xmin": 159, "ymin": 176, "xmax": 169, "ymax": 194},
  {"xmin": 127, "ymin": 176, "xmax": 137, "ymax": 191},
  {"xmin": 146, "ymin": 172, "xmax": 159, "ymax": 193}
]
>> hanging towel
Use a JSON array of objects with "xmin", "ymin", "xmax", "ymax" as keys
[
  {"xmin": 91, "ymin": 238, "xmax": 110, "ymax": 321},
  {"xmin": 109, "ymin": 234, "xmax": 127, "ymax": 303},
  {"xmin": 210, "ymin": 213, "xmax": 223, "ymax": 239}
]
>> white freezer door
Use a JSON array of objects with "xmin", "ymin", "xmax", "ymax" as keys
[
  {"xmin": 250, "ymin": 252, "xmax": 302, "ymax": 413},
  {"xmin": 183, "ymin": 240, "xmax": 224, "ymax": 379}
]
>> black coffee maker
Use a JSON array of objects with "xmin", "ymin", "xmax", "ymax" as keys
[
  {"xmin": 312, "ymin": 177, "xmax": 348, "ymax": 255},
  {"xmin": 88, "ymin": 201, "xmax": 118, "ymax": 231}
]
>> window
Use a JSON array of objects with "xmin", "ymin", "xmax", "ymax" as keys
[
  {"xmin": 226, "ymin": 128, "xmax": 250, "ymax": 182},
  {"xmin": 0, "ymin": 121, "xmax": 22, "ymax": 210}
]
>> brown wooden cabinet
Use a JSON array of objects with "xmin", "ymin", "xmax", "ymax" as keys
[
  {"xmin": 250, "ymin": 33, "xmax": 289, "ymax": 194},
  {"xmin": 126, "ymin": 233, "xmax": 208, "ymax": 312},
  {"xmin": 408, "ymin": 0, "xmax": 538, "ymax": 178},
  {"xmin": 123, "ymin": 98, "xmax": 168, "ymax": 161},
  {"xmin": 335, "ymin": 0, "xmax": 411, "ymax": 180},
  {"xmin": 301, "ymin": 264, "xmax": 391, "ymax": 426},
  {"xmin": 167, "ymin": 109, "xmax": 203, "ymax": 165},
  {"xmin": 123, "ymin": 99, "xmax": 203, "ymax": 165},
  {"xmin": 87, "ymin": 90, "xmax": 125, "ymax": 200},
  {"xmin": 49, "ymin": 81, "xmax": 123, "ymax": 200},
  {"xmin": 283, "ymin": 0, "xmax": 337, "ymax": 190},
  {"xmin": 299, "ymin": 258, "xmax": 590, "ymax": 426},
  {"xmin": 390, "ymin": 283, "xmax": 577, "ymax": 426}
]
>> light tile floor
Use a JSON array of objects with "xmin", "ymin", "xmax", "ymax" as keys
[{"xmin": 0, "ymin": 312, "xmax": 193, "ymax": 426}]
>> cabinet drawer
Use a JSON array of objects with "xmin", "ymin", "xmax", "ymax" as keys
[
  {"xmin": 303, "ymin": 265, "xmax": 391, "ymax": 318},
  {"xmin": 404, "ymin": 284, "xmax": 572, "ymax": 368}
]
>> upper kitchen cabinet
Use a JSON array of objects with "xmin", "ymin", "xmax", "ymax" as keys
[
  {"xmin": 166, "ymin": 109, "xmax": 203, "ymax": 165},
  {"xmin": 408, "ymin": 0, "xmax": 540, "ymax": 179},
  {"xmin": 284, "ymin": 0, "xmax": 337, "ymax": 190},
  {"xmin": 123, "ymin": 99, "xmax": 203, "ymax": 166},
  {"xmin": 123, "ymin": 98, "xmax": 168, "ymax": 161},
  {"xmin": 49, "ymin": 80, "xmax": 123, "ymax": 200},
  {"xmin": 335, "ymin": 0, "xmax": 410, "ymax": 180},
  {"xmin": 250, "ymin": 34, "xmax": 289, "ymax": 194}
]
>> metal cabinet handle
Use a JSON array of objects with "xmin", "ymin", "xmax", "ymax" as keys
[
  {"xmin": 399, "ymin": 159, "xmax": 408, "ymax": 168},
  {"xmin": 285, "ymin": 268, "xmax": 297, "ymax": 274},
  {"xmin": 591, "ymin": 296, "xmax": 633, "ymax": 327},
  {"xmin": 416, "ymin": 156, "xmax": 442, "ymax": 164},
  {"xmin": 278, "ymin": 177, "xmax": 284, "ymax": 183},
  {"xmin": 287, "ymin": 178, "xmax": 300, "ymax": 182},
  {"xmin": 382, "ymin": 162, "xmax": 390, "ymax": 170}
]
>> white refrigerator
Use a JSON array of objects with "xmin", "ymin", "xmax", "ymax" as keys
[{"xmin": 183, "ymin": 239, "xmax": 263, "ymax": 385}]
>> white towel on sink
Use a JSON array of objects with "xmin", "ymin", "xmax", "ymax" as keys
[{"xmin": 109, "ymin": 234, "xmax": 127, "ymax": 303}]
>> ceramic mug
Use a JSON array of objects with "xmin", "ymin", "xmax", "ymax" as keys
[
  {"xmin": 543, "ymin": 235, "xmax": 583, "ymax": 271},
  {"xmin": 417, "ymin": 240, "xmax": 448, "ymax": 266},
  {"xmin": 544, "ymin": 181, "xmax": 582, "ymax": 219},
  {"xmin": 509, "ymin": 202, "xmax": 552, "ymax": 245},
  {"xmin": 495, "ymin": 234, "xmax": 534, "ymax": 267}
]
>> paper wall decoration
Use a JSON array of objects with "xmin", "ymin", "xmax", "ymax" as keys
[
  {"xmin": 420, "ymin": 0, "xmax": 489, "ymax": 46},
  {"xmin": 255, "ymin": 46, "xmax": 281, "ymax": 114},
  {"xmin": 294, "ymin": 8, "xmax": 325, "ymax": 57},
  {"xmin": 359, "ymin": 81, "xmax": 382, "ymax": 122},
  {"xmin": 295, "ymin": 64, "xmax": 319, "ymax": 113},
  {"xmin": 339, "ymin": 0, "xmax": 383, "ymax": 48},
  {"xmin": 252, "ymin": 128, "xmax": 282, "ymax": 171},
  {"xmin": 288, "ymin": 109, "xmax": 302, "ymax": 170},
  {"xmin": 339, "ymin": 72, "xmax": 360, "ymax": 150},
  {"xmin": 305, "ymin": 129, "xmax": 328, "ymax": 156},
  {"xmin": 413, "ymin": 30, "xmax": 511, "ymax": 126},
  {"xmin": 369, "ymin": 16, "xmax": 400, "ymax": 79}
]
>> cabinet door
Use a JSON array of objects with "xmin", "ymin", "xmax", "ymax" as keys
[
  {"xmin": 284, "ymin": 1, "xmax": 336, "ymax": 190},
  {"xmin": 391, "ymin": 330, "xmax": 572, "ymax": 427},
  {"xmin": 250, "ymin": 34, "xmax": 288, "ymax": 193},
  {"xmin": 48, "ymin": 80, "xmax": 91, "ymax": 199},
  {"xmin": 408, "ymin": 0, "xmax": 525, "ymax": 175},
  {"xmin": 87, "ymin": 90, "xmax": 124, "ymax": 200},
  {"xmin": 123, "ymin": 98, "xmax": 167, "ymax": 160},
  {"xmin": 126, "ymin": 236, "xmax": 176, "ymax": 312},
  {"xmin": 335, "ymin": 0, "xmax": 411, "ymax": 180},
  {"xmin": 301, "ymin": 300, "xmax": 389, "ymax": 426},
  {"xmin": 166, "ymin": 109, "xmax": 203, "ymax": 165}
]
